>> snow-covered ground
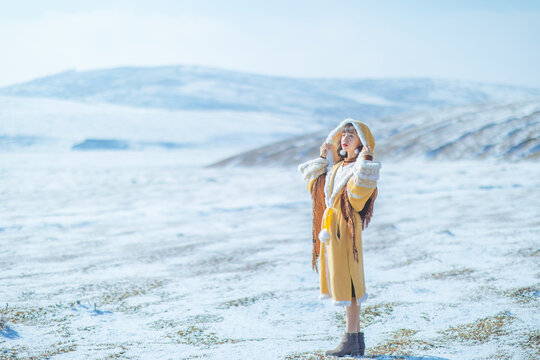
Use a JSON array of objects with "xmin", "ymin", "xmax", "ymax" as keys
[{"xmin": 1, "ymin": 152, "xmax": 538, "ymax": 359}]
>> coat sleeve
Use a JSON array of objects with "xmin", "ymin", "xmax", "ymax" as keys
[
  {"xmin": 346, "ymin": 159, "xmax": 381, "ymax": 212},
  {"xmin": 298, "ymin": 157, "xmax": 329, "ymax": 193}
]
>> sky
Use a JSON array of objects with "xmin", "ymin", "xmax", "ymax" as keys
[{"xmin": 1, "ymin": 0, "xmax": 539, "ymax": 88}]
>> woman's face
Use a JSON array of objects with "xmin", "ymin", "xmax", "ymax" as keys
[{"xmin": 341, "ymin": 125, "xmax": 361, "ymax": 152}]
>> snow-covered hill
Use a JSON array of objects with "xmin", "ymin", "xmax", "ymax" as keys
[
  {"xmin": 1, "ymin": 65, "xmax": 540, "ymax": 122},
  {"xmin": 2, "ymin": 65, "xmax": 540, "ymax": 160},
  {"xmin": 211, "ymin": 98, "xmax": 540, "ymax": 166}
]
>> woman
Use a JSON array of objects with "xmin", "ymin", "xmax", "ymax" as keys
[{"xmin": 298, "ymin": 119, "xmax": 381, "ymax": 357}]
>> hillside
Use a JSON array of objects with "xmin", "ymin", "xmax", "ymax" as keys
[
  {"xmin": 211, "ymin": 98, "xmax": 540, "ymax": 166},
  {"xmin": 1, "ymin": 65, "xmax": 540, "ymax": 124}
]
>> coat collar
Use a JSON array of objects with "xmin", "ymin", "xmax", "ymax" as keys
[{"xmin": 324, "ymin": 160, "xmax": 354, "ymax": 208}]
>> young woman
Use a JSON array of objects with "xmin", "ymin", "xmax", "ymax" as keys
[{"xmin": 298, "ymin": 119, "xmax": 381, "ymax": 357}]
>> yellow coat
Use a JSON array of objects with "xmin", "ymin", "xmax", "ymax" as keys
[{"xmin": 298, "ymin": 119, "xmax": 381, "ymax": 306}]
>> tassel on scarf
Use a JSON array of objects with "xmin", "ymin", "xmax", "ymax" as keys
[
  {"xmin": 360, "ymin": 186, "xmax": 378, "ymax": 230},
  {"xmin": 310, "ymin": 174, "xmax": 327, "ymax": 272},
  {"xmin": 339, "ymin": 185, "xmax": 378, "ymax": 263}
]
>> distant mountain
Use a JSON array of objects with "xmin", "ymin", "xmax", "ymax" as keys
[
  {"xmin": 210, "ymin": 98, "xmax": 540, "ymax": 166},
  {"xmin": 1, "ymin": 65, "xmax": 540, "ymax": 125},
  {"xmin": 2, "ymin": 65, "xmax": 540, "ymax": 158}
]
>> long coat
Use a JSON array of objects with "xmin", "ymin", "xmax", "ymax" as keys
[{"xmin": 298, "ymin": 120, "xmax": 381, "ymax": 306}]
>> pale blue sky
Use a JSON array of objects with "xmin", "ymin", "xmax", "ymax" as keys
[{"xmin": 1, "ymin": 0, "xmax": 539, "ymax": 88}]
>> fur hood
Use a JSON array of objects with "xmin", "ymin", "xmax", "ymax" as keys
[{"xmin": 324, "ymin": 118, "xmax": 376, "ymax": 166}]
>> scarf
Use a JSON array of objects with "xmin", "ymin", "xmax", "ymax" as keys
[
  {"xmin": 310, "ymin": 155, "xmax": 379, "ymax": 269},
  {"xmin": 310, "ymin": 174, "xmax": 326, "ymax": 271},
  {"xmin": 342, "ymin": 156, "xmax": 357, "ymax": 165}
]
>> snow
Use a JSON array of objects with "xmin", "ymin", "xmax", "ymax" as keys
[
  {"xmin": 0, "ymin": 95, "xmax": 316, "ymax": 157},
  {"xmin": 1, "ymin": 152, "xmax": 538, "ymax": 359}
]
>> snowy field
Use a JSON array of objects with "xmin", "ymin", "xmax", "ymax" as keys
[{"xmin": 0, "ymin": 152, "xmax": 539, "ymax": 359}]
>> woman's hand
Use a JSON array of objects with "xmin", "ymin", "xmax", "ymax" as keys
[
  {"xmin": 360, "ymin": 145, "xmax": 373, "ymax": 160},
  {"xmin": 320, "ymin": 143, "xmax": 332, "ymax": 158}
]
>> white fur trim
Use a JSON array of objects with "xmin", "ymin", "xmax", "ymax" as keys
[
  {"xmin": 323, "ymin": 165, "xmax": 334, "ymax": 207},
  {"xmin": 333, "ymin": 300, "xmax": 352, "ymax": 307},
  {"xmin": 298, "ymin": 157, "xmax": 329, "ymax": 185},
  {"xmin": 356, "ymin": 293, "xmax": 368, "ymax": 305},
  {"xmin": 347, "ymin": 119, "xmax": 369, "ymax": 150},
  {"xmin": 318, "ymin": 228, "xmax": 330, "ymax": 243},
  {"xmin": 326, "ymin": 146, "xmax": 336, "ymax": 166},
  {"xmin": 319, "ymin": 293, "xmax": 331, "ymax": 300},
  {"xmin": 325, "ymin": 162, "xmax": 354, "ymax": 208},
  {"xmin": 325, "ymin": 118, "xmax": 369, "ymax": 149},
  {"xmin": 353, "ymin": 159, "xmax": 381, "ymax": 181},
  {"xmin": 352, "ymin": 178, "xmax": 377, "ymax": 188},
  {"xmin": 332, "ymin": 294, "xmax": 368, "ymax": 307}
]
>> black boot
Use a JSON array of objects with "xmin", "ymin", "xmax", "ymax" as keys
[
  {"xmin": 357, "ymin": 331, "xmax": 365, "ymax": 356},
  {"xmin": 325, "ymin": 332, "xmax": 360, "ymax": 357}
]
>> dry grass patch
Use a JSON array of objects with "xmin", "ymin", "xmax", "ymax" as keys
[
  {"xmin": 486, "ymin": 349, "xmax": 514, "ymax": 360},
  {"xmin": 218, "ymin": 291, "xmax": 276, "ymax": 309},
  {"xmin": 187, "ymin": 313, "xmax": 224, "ymax": 324},
  {"xmin": 361, "ymin": 302, "xmax": 397, "ymax": 327},
  {"xmin": 152, "ymin": 313, "xmax": 246, "ymax": 348},
  {"xmin": 183, "ymin": 353, "xmax": 210, "ymax": 359},
  {"xmin": 1, "ymin": 341, "xmax": 77, "ymax": 360},
  {"xmin": 429, "ymin": 268, "xmax": 475, "ymax": 280},
  {"xmin": 384, "ymin": 254, "xmax": 430, "ymax": 269},
  {"xmin": 76, "ymin": 278, "xmax": 166, "ymax": 311},
  {"xmin": 173, "ymin": 324, "xmax": 239, "ymax": 347},
  {"xmin": 99, "ymin": 279, "xmax": 165, "ymax": 305},
  {"xmin": 285, "ymin": 350, "xmax": 353, "ymax": 360},
  {"xmin": 234, "ymin": 260, "xmax": 273, "ymax": 272},
  {"xmin": 83, "ymin": 342, "xmax": 137, "ymax": 360},
  {"xmin": 149, "ymin": 313, "xmax": 224, "ymax": 330},
  {"xmin": 0, "ymin": 303, "xmax": 67, "ymax": 326},
  {"xmin": 515, "ymin": 248, "xmax": 540, "ymax": 257},
  {"xmin": 520, "ymin": 329, "xmax": 540, "ymax": 359},
  {"xmin": 504, "ymin": 286, "xmax": 539, "ymax": 304},
  {"xmin": 148, "ymin": 318, "xmax": 179, "ymax": 330},
  {"xmin": 368, "ymin": 328, "xmax": 436, "ymax": 356},
  {"xmin": 437, "ymin": 311, "xmax": 515, "ymax": 344},
  {"xmin": 333, "ymin": 302, "xmax": 396, "ymax": 328},
  {"xmin": 102, "ymin": 344, "xmax": 130, "ymax": 360}
]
